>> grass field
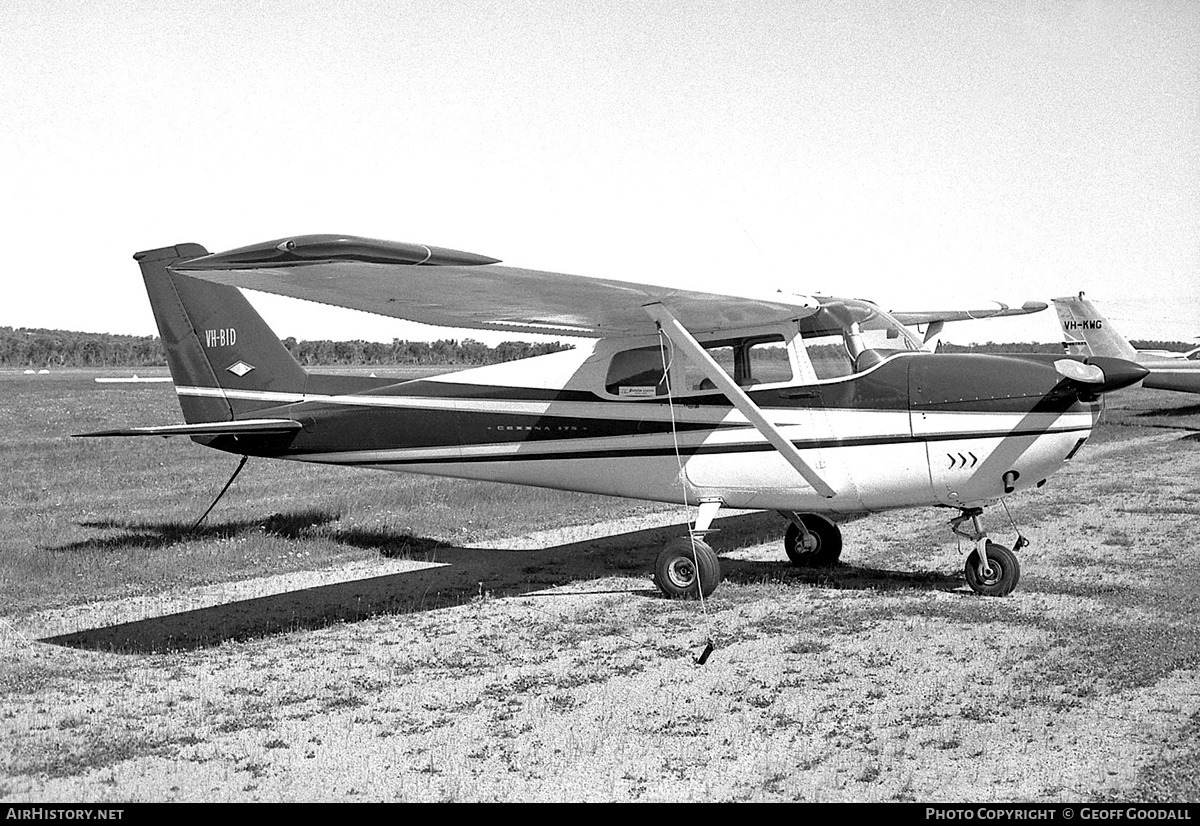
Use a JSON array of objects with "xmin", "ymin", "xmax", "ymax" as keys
[
  {"xmin": 0, "ymin": 369, "xmax": 672, "ymax": 619},
  {"xmin": 2, "ymin": 369, "xmax": 1199, "ymax": 802}
]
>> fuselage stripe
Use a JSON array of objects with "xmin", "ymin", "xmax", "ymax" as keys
[
  {"xmin": 283, "ymin": 423, "xmax": 1093, "ymax": 466},
  {"xmin": 174, "ymin": 384, "xmax": 1079, "ymax": 425}
]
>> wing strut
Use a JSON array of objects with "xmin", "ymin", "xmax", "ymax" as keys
[{"xmin": 643, "ymin": 302, "xmax": 836, "ymax": 499}]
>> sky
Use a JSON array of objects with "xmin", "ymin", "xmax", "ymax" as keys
[{"xmin": 2, "ymin": 0, "xmax": 1197, "ymax": 346}]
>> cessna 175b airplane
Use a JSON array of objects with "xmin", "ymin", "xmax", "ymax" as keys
[
  {"xmin": 1054, "ymin": 292, "xmax": 1200, "ymax": 395},
  {"xmin": 80, "ymin": 236, "xmax": 1148, "ymax": 601}
]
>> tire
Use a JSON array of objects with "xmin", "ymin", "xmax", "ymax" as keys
[
  {"xmin": 964, "ymin": 541, "xmax": 1021, "ymax": 597},
  {"xmin": 653, "ymin": 537, "xmax": 721, "ymax": 599},
  {"xmin": 784, "ymin": 514, "xmax": 843, "ymax": 567}
]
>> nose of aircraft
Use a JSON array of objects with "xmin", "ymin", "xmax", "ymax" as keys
[
  {"xmin": 1055, "ymin": 356, "xmax": 1149, "ymax": 396},
  {"xmin": 909, "ymin": 353, "xmax": 1150, "ymax": 412},
  {"xmin": 1089, "ymin": 357, "xmax": 1151, "ymax": 392}
]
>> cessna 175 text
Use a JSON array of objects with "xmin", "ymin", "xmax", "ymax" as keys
[{"xmin": 80, "ymin": 236, "xmax": 1148, "ymax": 600}]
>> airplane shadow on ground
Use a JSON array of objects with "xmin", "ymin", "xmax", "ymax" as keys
[
  {"xmin": 1125, "ymin": 403, "xmax": 1200, "ymax": 440},
  {"xmin": 1134, "ymin": 402, "xmax": 1200, "ymax": 418},
  {"xmin": 59, "ymin": 509, "xmax": 441, "ymax": 558},
  {"xmin": 42, "ymin": 510, "xmax": 963, "ymax": 654}
]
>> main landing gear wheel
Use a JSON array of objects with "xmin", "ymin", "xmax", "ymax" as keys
[
  {"xmin": 653, "ymin": 537, "xmax": 721, "ymax": 599},
  {"xmin": 964, "ymin": 541, "xmax": 1021, "ymax": 597},
  {"xmin": 784, "ymin": 514, "xmax": 843, "ymax": 567}
]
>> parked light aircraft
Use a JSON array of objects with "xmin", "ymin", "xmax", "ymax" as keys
[
  {"xmin": 1053, "ymin": 292, "xmax": 1200, "ymax": 395},
  {"xmin": 79, "ymin": 236, "xmax": 1148, "ymax": 600}
]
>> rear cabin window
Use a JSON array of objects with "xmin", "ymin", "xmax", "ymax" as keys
[{"xmin": 605, "ymin": 346, "xmax": 668, "ymax": 397}]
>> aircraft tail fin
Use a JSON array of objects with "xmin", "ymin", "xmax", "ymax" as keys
[
  {"xmin": 1051, "ymin": 292, "xmax": 1138, "ymax": 361},
  {"xmin": 135, "ymin": 244, "xmax": 308, "ymax": 423}
]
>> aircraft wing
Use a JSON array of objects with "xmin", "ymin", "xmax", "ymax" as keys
[
  {"xmin": 890, "ymin": 301, "xmax": 1048, "ymax": 327},
  {"xmin": 172, "ymin": 235, "xmax": 822, "ymax": 338},
  {"xmin": 889, "ymin": 301, "xmax": 1047, "ymax": 346}
]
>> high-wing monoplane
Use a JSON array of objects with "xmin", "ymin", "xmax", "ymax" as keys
[
  {"xmin": 79, "ymin": 236, "xmax": 1148, "ymax": 600},
  {"xmin": 1053, "ymin": 292, "xmax": 1200, "ymax": 395}
]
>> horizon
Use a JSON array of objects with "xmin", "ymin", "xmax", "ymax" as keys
[
  {"xmin": 3, "ymin": 2, "xmax": 1197, "ymax": 346},
  {"xmin": 3, "ymin": 321, "xmax": 1195, "ymax": 352}
]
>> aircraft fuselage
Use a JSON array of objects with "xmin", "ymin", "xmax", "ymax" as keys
[
  {"xmin": 1139, "ymin": 356, "xmax": 1200, "ymax": 394},
  {"xmin": 190, "ymin": 348, "xmax": 1107, "ymax": 514}
]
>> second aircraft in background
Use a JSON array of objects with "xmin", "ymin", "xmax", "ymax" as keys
[{"xmin": 1053, "ymin": 292, "xmax": 1200, "ymax": 395}]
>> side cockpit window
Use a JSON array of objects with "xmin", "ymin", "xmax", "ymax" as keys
[
  {"xmin": 683, "ymin": 336, "xmax": 791, "ymax": 390},
  {"xmin": 604, "ymin": 335, "xmax": 793, "ymax": 397},
  {"xmin": 804, "ymin": 336, "xmax": 856, "ymax": 380}
]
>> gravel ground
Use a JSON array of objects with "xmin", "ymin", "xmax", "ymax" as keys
[{"xmin": 3, "ymin": 423, "xmax": 1199, "ymax": 802}]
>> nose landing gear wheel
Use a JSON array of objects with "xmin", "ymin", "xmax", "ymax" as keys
[
  {"xmin": 965, "ymin": 541, "xmax": 1020, "ymax": 597},
  {"xmin": 783, "ymin": 514, "xmax": 843, "ymax": 567},
  {"xmin": 654, "ymin": 537, "xmax": 721, "ymax": 599}
]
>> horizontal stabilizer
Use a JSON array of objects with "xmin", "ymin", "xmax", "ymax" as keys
[{"xmin": 74, "ymin": 419, "xmax": 303, "ymax": 438}]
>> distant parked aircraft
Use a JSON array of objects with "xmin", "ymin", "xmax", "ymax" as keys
[
  {"xmin": 1053, "ymin": 292, "xmax": 1200, "ymax": 395},
  {"xmin": 94, "ymin": 374, "xmax": 173, "ymax": 383}
]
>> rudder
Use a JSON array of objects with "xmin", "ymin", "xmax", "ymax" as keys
[
  {"xmin": 135, "ymin": 244, "xmax": 309, "ymax": 423},
  {"xmin": 1051, "ymin": 292, "xmax": 1138, "ymax": 361}
]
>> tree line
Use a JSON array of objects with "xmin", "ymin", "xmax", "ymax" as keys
[
  {"xmin": 2, "ymin": 326, "xmax": 1192, "ymax": 368},
  {"xmin": 278, "ymin": 337, "xmax": 574, "ymax": 366},
  {"xmin": 0, "ymin": 327, "xmax": 574, "ymax": 368},
  {"xmin": 935, "ymin": 340, "xmax": 1195, "ymax": 354}
]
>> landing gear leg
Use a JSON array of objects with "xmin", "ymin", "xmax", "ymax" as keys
[
  {"xmin": 652, "ymin": 499, "xmax": 723, "ymax": 599},
  {"xmin": 950, "ymin": 507, "xmax": 1023, "ymax": 597}
]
